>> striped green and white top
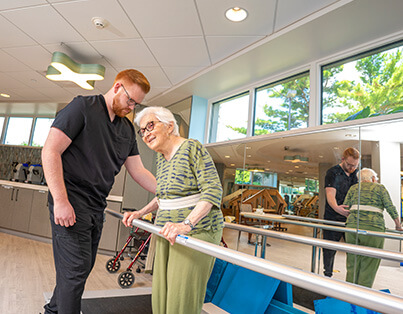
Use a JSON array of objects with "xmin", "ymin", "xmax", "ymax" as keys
[
  {"xmin": 344, "ymin": 182, "xmax": 398, "ymax": 231},
  {"xmin": 155, "ymin": 139, "xmax": 223, "ymax": 234}
]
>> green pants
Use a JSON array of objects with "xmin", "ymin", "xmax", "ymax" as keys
[
  {"xmin": 152, "ymin": 227, "xmax": 223, "ymax": 314},
  {"xmin": 345, "ymin": 225, "xmax": 384, "ymax": 288}
]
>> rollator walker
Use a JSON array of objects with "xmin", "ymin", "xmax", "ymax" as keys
[{"xmin": 105, "ymin": 210, "xmax": 153, "ymax": 288}]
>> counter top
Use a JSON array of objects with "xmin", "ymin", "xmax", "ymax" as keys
[{"xmin": 0, "ymin": 179, "xmax": 123, "ymax": 203}]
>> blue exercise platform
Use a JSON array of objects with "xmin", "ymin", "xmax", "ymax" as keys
[{"xmin": 205, "ymin": 259, "xmax": 305, "ymax": 313}]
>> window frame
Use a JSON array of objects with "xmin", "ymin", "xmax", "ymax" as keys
[
  {"xmin": 320, "ymin": 39, "xmax": 403, "ymax": 125},
  {"xmin": 0, "ymin": 114, "xmax": 54, "ymax": 147},
  {"xmin": 253, "ymin": 71, "xmax": 310, "ymax": 136},
  {"xmin": 209, "ymin": 90, "xmax": 250, "ymax": 143}
]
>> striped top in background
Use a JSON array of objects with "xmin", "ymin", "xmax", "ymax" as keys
[
  {"xmin": 155, "ymin": 139, "xmax": 223, "ymax": 233},
  {"xmin": 344, "ymin": 182, "xmax": 398, "ymax": 231}
]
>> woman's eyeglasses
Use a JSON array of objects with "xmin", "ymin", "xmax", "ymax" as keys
[{"xmin": 137, "ymin": 120, "xmax": 161, "ymax": 137}]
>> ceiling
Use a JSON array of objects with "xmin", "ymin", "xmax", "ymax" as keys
[{"xmin": 1, "ymin": 0, "xmax": 401, "ymax": 109}]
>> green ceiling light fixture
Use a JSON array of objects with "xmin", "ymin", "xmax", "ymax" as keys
[
  {"xmin": 284, "ymin": 155, "xmax": 309, "ymax": 163},
  {"xmin": 46, "ymin": 51, "xmax": 105, "ymax": 90}
]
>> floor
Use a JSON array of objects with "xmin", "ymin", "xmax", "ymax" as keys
[{"xmin": 1, "ymin": 222, "xmax": 402, "ymax": 313}]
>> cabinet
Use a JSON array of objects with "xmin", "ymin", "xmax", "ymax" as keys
[
  {"xmin": 98, "ymin": 201, "xmax": 121, "ymax": 252},
  {"xmin": 0, "ymin": 180, "xmax": 127, "ymax": 252},
  {"xmin": 28, "ymin": 190, "xmax": 51, "ymax": 238},
  {"xmin": 0, "ymin": 185, "xmax": 14, "ymax": 228},
  {"xmin": 0, "ymin": 185, "xmax": 34, "ymax": 232}
]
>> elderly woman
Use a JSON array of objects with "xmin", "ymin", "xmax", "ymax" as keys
[
  {"xmin": 123, "ymin": 106, "xmax": 223, "ymax": 314},
  {"xmin": 343, "ymin": 168, "xmax": 403, "ymax": 288}
]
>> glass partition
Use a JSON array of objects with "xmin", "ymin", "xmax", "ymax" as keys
[
  {"xmin": 345, "ymin": 120, "xmax": 403, "ymax": 289},
  {"xmin": 207, "ymin": 118, "xmax": 403, "ymax": 296}
]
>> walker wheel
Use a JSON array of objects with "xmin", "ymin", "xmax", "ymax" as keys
[
  {"xmin": 106, "ymin": 258, "xmax": 121, "ymax": 273},
  {"xmin": 136, "ymin": 266, "xmax": 141, "ymax": 273},
  {"xmin": 118, "ymin": 271, "xmax": 135, "ymax": 288}
]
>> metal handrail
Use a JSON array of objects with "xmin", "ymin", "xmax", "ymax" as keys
[
  {"xmin": 241, "ymin": 212, "xmax": 403, "ymax": 241},
  {"xmin": 282, "ymin": 214, "xmax": 403, "ymax": 234},
  {"xmin": 105, "ymin": 209, "xmax": 403, "ymax": 314},
  {"xmin": 224, "ymin": 222, "xmax": 403, "ymax": 262},
  {"xmin": 282, "ymin": 214, "xmax": 345, "ymax": 226}
]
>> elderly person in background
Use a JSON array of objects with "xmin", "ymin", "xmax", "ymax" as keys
[
  {"xmin": 123, "ymin": 106, "xmax": 223, "ymax": 314},
  {"xmin": 343, "ymin": 168, "xmax": 403, "ymax": 288}
]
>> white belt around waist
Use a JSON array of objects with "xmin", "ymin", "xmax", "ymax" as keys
[
  {"xmin": 350, "ymin": 204, "xmax": 383, "ymax": 213},
  {"xmin": 158, "ymin": 193, "xmax": 201, "ymax": 210}
]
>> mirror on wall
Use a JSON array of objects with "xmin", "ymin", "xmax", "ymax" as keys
[
  {"xmin": 206, "ymin": 119, "xmax": 403, "ymax": 294},
  {"xmin": 207, "ymin": 126, "xmax": 361, "ymax": 221}
]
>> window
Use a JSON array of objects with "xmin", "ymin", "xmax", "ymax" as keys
[
  {"xmin": 209, "ymin": 92, "xmax": 249, "ymax": 143},
  {"xmin": 305, "ymin": 178, "xmax": 319, "ymax": 193},
  {"xmin": 322, "ymin": 41, "xmax": 403, "ymax": 124},
  {"xmin": 4, "ymin": 117, "xmax": 33, "ymax": 145},
  {"xmin": 235, "ymin": 168, "xmax": 277, "ymax": 188},
  {"xmin": 0, "ymin": 117, "xmax": 4, "ymax": 137},
  {"xmin": 31, "ymin": 118, "xmax": 54, "ymax": 147},
  {"xmin": 254, "ymin": 72, "xmax": 310, "ymax": 135}
]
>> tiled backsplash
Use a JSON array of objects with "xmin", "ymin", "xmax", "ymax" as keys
[{"xmin": 0, "ymin": 145, "xmax": 42, "ymax": 180}]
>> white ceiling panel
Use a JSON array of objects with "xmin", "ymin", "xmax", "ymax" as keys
[
  {"xmin": 39, "ymin": 86, "xmax": 75, "ymax": 102},
  {"xmin": 196, "ymin": 0, "xmax": 276, "ymax": 36},
  {"xmin": 53, "ymin": 0, "xmax": 141, "ymax": 41},
  {"xmin": 13, "ymin": 86, "xmax": 51, "ymax": 101},
  {"xmin": 0, "ymin": 50, "xmax": 31, "ymax": 72},
  {"xmin": 3, "ymin": 46, "xmax": 52, "ymax": 71},
  {"xmin": 0, "ymin": 72, "xmax": 25, "ymax": 88},
  {"xmin": 274, "ymin": 0, "xmax": 341, "ymax": 31},
  {"xmin": 6, "ymin": 70, "xmax": 56, "ymax": 88},
  {"xmin": 145, "ymin": 37, "xmax": 210, "ymax": 67},
  {"xmin": 2, "ymin": 5, "xmax": 83, "ymax": 45},
  {"xmin": 47, "ymin": 0, "xmax": 74, "ymax": 3},
  {"xmin": 91, "ymin": 39, "xmax": 158, "ymax": 67},
  {"xmin": 144, "ymin": 87, "xmax": 169, "ymax": 103},
  {"xmin": 120, "ymin": 0, "xmax": 202, "ymax": 38},
  {"xmin": 125, "ymin": 66, "xmax": 172, "ymax": 88},
  {"xmin": 43, "ymin": 41, "xmax": 107, "ymax": 66},
  {"xmin": 0, "ymin": 0, "xmax": 46, "ymax": 10},
  {"xmin": 206, "ymin": 35, "xmax": 264, "ymax": 64},
  {"xmin": 163, "ymin": 66, "xmax": 205, "ymax": 86},
  {"xmin": 0, "ymin": 15, "xmax": 37, "ymax": 48},
  {"xmin": 90, "ymin": 67, "xmax": 118, "ymax": 93}
]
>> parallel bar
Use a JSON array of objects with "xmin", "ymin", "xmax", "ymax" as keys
[
  {"xmin": 224, "ymin": 222, "xmax": 403, "ymax": 262},
  {"xmin": 282, "ymin": 214, "xmax": 403, "ymax": 234},
  {"xmin": 282, "ymin": 214, "xmax": 345, "ymax": 226},
  {"xmin": 242, "ymin": 212, "xmax": 403, "ymax": 240},
  {"xmin": 106, "ymin": 209, "xmax": 403, "ymax": 314}
]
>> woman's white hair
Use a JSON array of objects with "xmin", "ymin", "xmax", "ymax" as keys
[
  {"xmin": 134, "ymin": 106, "xmax": 179, "ymax": 136},
  {"xmin": 358, "ymin": 168, "xmax": 378, "ymax": 182}
]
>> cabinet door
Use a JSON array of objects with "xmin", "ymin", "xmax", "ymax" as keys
[
  {"xmin": 11, "ymin": 188, "xmax": 34, "ymax": 232},
  {"xmin": 28, "ymin": 190, "xmax": 51, "ymax": 238},
  {"xmin": 0, "ymin": 185, "xmax": 14, "ymax": 228},
  {"xmin": 98, "ymin": 201, "xmax": 121, "ymax": 252}
]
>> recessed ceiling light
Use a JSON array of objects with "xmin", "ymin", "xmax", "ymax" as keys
[
  {"xmin": 225, "ymin": 7, "xmax": 248, "ymax": 22},
  {"xmin": 224, "ymin": 155, "xmax": 230, "ymax": 158},
  {"xmin": 0, "ymin": 93, "xmax": 10, "ymax": 98}
]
